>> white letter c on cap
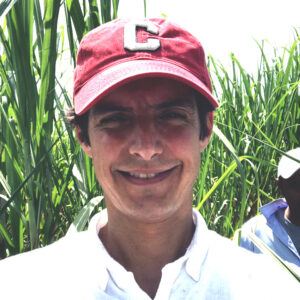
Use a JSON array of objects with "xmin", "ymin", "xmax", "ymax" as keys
[{"xmin": 124, "ymin": 21, "xmax": 160, "ymax": 51}]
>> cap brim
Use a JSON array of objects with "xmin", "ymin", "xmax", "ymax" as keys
[
  {"xmin": 74, "ymin": 60, "xmax": 219, "ymax": 115},
  {"xmin": 277, "ymin": 148, "xmax": 300, "ymax": 179}
]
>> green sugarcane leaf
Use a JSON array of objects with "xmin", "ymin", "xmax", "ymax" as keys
[
  {"xmin": 67, "ymin": 196, "xmax": 104, "ymax": 234},
  {"xmin": 0, "ymin": 0, "xmax": 18, "ymax": 19},
  {"xmin": 66, "ymin": 0, "xmax": 85, "ymax": 41},
  {"xmin": 0, "ymin": 223, "xmax": 14, "ymax": 247}
]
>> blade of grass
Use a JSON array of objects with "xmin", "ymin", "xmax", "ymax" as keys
[{"xmin": 67, "ymin": 196, "xmax": 104, "ymax": 234}]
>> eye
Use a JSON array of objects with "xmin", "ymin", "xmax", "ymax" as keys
[
  {"xmin": 97, "ymin": 113, "xmax": 131, "ymax": 128},
  {"xmin": 159, "ymin": 110, "xmax": 189, "ymax": 124}
]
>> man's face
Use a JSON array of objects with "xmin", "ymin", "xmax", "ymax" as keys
[
  {"xmin": 282, "ymin": 169, "xmax": 300, "ymax": 198},
  {"xmin": 80, "ymin": 78, "xmax": 211, "ymax": 223}
]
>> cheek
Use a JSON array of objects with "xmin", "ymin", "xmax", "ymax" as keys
[
  {"xmin": 163, "ymin": 126, "xmax": 201, "ymax": 164},
  {"xmin": 89, "ymin": 130, "xmax": 128, "ymax": 172},
  {"xmin": 163, "ymin": 125, "xmax": 200, "ymax": 147},
  {"xmin": 90, "ymin": 129, "xmax": 127, "ymax": 152}
]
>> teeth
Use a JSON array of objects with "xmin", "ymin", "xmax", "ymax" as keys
[{"xmin": 129, "ymin": 172, "xmax": 157, "ymax": 179}]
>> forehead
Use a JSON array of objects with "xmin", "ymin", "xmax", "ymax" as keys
[{"xmin": 91, "ymin": 77, "xmax": 198, "ymax": 113}]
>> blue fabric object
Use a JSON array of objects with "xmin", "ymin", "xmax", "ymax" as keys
[{"xmin": 238, "ymin": 198, "xmax": 300, "ymax": 275}]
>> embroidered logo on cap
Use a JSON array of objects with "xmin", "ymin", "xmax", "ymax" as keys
[{"xmin": 124, "ymin": 20, "xmax": 160, "ymax": 51}]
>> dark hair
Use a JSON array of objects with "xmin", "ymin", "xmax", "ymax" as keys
[
  {"xmin": 66, "ymin": 107, "xmax": 90, "ymax": 145},
  {"xmin": 194, "ymin": 92, "xmax": 215, "ymax": 140},
  {"xmin": 66, "ymin": 92, "xmax": 214, "ymax": 145}
]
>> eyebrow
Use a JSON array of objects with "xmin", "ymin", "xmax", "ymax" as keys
[
  {"xmin": 150, "ymin": 98, "xmax": 196, "ymax": 111},
  {"xmin": 91, "ymin": 103, "xmax": 133, "ymax": 115},
  {"xmin": 91, "ymin": 97, "xmax": 196, "ymax": 115}
]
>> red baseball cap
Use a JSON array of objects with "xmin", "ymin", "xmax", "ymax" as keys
[{"xmin": 73, "ymin": 18, "xmax": 218, "ymax": 115}]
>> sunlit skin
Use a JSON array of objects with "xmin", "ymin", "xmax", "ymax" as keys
[
  {"xmin": 79, "ymin": 78, "xmax": 211, "ymax": 298},
  {"xmin": 278, "ymin": 169, "xmax": 300, "ymax": 226}
]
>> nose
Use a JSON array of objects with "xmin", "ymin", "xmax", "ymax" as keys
[{"xmin": 129, "ymin": 121, "xmax": 163, "ymax": 160}]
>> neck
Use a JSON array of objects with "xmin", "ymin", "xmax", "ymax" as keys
[
  {"xmin": 99, "ymin": 206, "xmax": 195, "ymax": 298},
  {"xmin": 285, "ymin": 204, "xmax": 300, "ymax": 226}
]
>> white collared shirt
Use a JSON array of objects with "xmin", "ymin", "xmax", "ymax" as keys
[
  {"xmin": 0, "ymin": 208, "xmax": 299, "ymax": 299},
  {"xmin": 86, "ymin": 208, "xmax": 211, "ymax": 299}
]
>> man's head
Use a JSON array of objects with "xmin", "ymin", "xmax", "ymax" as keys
[
  {"xmin": 70, "ymin": 18, "xmax": 218, "ymax": 143},
  {"xmin": 71, "ymin": 18, "xmax": 218, "ymax": 222},
  {"xmin": 277, "ymin": 148, "xmax": 300, "ymax": 202}
]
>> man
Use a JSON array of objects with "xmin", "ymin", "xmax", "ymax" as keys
[
  {"xmin": 0, "ymin": 18, "xmax": 299, "ymax": 299},
  {"xmin": 237, "ymin": 148, "xmax": 300, "ymax": 275}
]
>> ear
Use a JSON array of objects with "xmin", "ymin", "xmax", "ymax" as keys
[
  {"xmin": 199, "ymin": 111, "xmax": 213, "ymax": 152},
  {"xmin": 76, "ymin": 126, "xmax": 93, "ymax": 158},
  {"xmin": 199, "ymin": 134, "xmax": 211, "ymax": 152}
]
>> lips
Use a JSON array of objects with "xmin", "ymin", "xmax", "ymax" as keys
[{"xmin": 117, "ymin": 165, "xmax": 180, "ymax": 185}]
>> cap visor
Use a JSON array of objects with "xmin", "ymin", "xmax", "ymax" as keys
[
  {"xmin": 75, "ymin": 59, "xmax": 219, "ymax": 115},
  {"xmin": 278, "ymin": 148, "xmax": 300, "ymax": 179}
]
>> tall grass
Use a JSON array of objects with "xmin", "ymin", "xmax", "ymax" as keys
[
  {"xmin": 0, "ymin": 0, "xmax": 299, "ymax": 259},
  {"xmin": 0, "ymin": 0, "xmax": 118, "ymax": 258},
  {"xmin": 196, "ymin": 37, "xmax": 300, "ymax": 236}
]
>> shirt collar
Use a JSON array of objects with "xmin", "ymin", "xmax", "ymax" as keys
[
  {"xmin": 88, "ymin": 208, "xmax": 210, "ymax": 289},
  {"xmin": 89, "ymin": 209, "xmax": 137, "ymax": 291},
  {"xmin": 260, "ymin": 198, "xmax": 288, "ymax": 219}
]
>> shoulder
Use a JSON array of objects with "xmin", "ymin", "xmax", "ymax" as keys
[
  {"xmin": 240, "ymin": 198, "xmax": 288, "ymax": 234},
  {"xmin": 0, "ymin": 231, "xmax": 107, "ymax": 299},
  {"xmin": 232, "ymin": 214, "xmax": 267, "ymax": 251},
  {"xmin": 203, "ymin": 231, "xmax": 300, "ymax": 297},
  {"xmin": 207, "ymin": 229, "xmax": 260, "ymax": 260},
  {"xmin": 241, "ymin": 213, "xmax": 267, "ymax": 232},
  {"xmin": 239, "ymin": 214, "xmax": 269, "ymax": 239},
  {"xmin": 237, "ymin": 203, "xmax": 286, "ymax": 250},
  {"xmin": 1, "ymin": 230, "xmax": 90, "ymax": 268}
]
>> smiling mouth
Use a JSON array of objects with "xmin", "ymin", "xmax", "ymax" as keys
[
  {"xmin": 117, "ymin": 165, "xmax": 179, "ymax": 184},
  {"xmin": 129, "ymin": 172, "xmax": 158, "ymax": 179}
]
